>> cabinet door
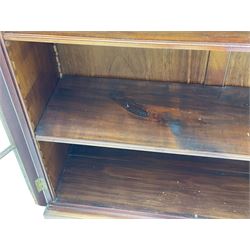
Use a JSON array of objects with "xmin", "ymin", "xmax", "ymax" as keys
[{"xmin": 0, "ymin": 36, "xmax": 52, "ymax": 206}]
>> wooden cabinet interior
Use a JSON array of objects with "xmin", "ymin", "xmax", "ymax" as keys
[
  {"xmin": 3, "ymin": 32, "xmax": 250, "ymax": 218},
  {"xmin": 55, "ymin": 144, "xmax": 249, "ymax": 219}
]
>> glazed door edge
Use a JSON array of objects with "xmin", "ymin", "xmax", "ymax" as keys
[{"xmin": 0, "ymin": 33, "xmax": 52, "ymax": 206}]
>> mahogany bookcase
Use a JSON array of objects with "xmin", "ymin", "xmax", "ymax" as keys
[{"xmin": 0, "ymin": 32, "xmax": 249, "ymax": 218}]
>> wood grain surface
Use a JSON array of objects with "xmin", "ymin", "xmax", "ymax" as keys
[
  {"xmin": 5, "ymin": 41, "xmax": 58, "ymax": 128},
  {"xmin": 3, "ymin": 32, "xmax": 250, "ymax": 51},
  {"xmin": 57, "ymin": 44, "xmax": 209, "ymax": 84},
  {"xmin": 5, "ymin": 41, "xmax": 60, "ymax": 196},
  {"xmin": 55, "ymin": 145, "xmax": 250, "ymax": 219},
  {"xmin": 35, "ymin": 75, "xmax": 250, "ymax": 160},
  {"xmin": 38, "ymin": 142, "xmax": 69, "ymax": 192},
  {"xmin": 205, "ymin": 51, "xmax": 229, "ymax": 85},
  {"xmin": 224, "ymin": 52, "xmax": 250, "ymax": 87},
  {"xmin": 57, "ymin": 45, "xmax": 250, "ymax": 87}
]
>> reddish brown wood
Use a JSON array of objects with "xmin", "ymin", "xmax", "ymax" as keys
[
  {"xmin": 1, "ymin": 32, "xmax": 250, "ymax": 219},
  {"xmin": 0, "ymin": 35, "xmax": 52, "ymax": 205},
  {"xmin": 35, "ymin": 76, "xmax": 250, "ymax": 161},
  {"xmin": 54, "ymin": 145, "xmax": 250, "ymax": 219}
]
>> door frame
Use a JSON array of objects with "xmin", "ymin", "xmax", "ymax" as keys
[{"xmin": 0, "ymin": 34, "xmax": 52, "ymax": 205}]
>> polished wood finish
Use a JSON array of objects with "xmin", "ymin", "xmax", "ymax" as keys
[
  {"xmin": 57, "ymin": 44, "xmax": 209, "ymax": 84},
  {"xmin": 35, "ymin": 75, "xmax": 250, "ymax": 161},
  {"xmin": 38, "ymin": 142, "xmax": 69, "ymax": 192},
  {"xmin": 5, "ymin": 41, "xmax": 58, "ymax": 128},
  {"xmin": 55, "ymin": 145, "xmax": 249, "ymax": 218},
  {"xmin": 3, "ymin": 32, "xmax": 250, "ymax": 52},
  {"xmin": 2, "ymin": 32, "xmax": 250, "ymax": 218}
]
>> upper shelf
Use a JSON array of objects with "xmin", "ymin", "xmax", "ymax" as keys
[
  {"xmin": 4, "ymin": 32, "xmax": 250, "ymax": 52},
  {"xmin": 35, "ymin": 75, "xmax": 250, "ymax": 161}
]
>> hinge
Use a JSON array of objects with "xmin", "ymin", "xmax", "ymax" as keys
[{"xmin": 35, "ymin": 178, "xmax": 47, "ymax": 192}]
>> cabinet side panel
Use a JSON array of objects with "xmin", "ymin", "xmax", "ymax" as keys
[
  {"xmin": 5, "ymin": 41, "xmax": 59, "ymax": 129},
  {"xmin": 38, "ymin": 142, "xmax": 69, "ymax": 190},
  {"xmin": 4, "ymin": 41, "xmax": 60, "ymax": 195}
]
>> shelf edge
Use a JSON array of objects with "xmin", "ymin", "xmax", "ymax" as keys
[
  {"xmin": 35, "ymin": 135, "xmax": 250, "ymax": 162},
  {"xmin": 4, "ymin": 32, "xmax": 250, "ymax": 52},
  {"xmin": 44, "ymin": 201, "xmax": 190, "ymax": 219}
]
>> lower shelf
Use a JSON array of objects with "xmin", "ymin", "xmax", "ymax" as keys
[{"xmin": 54, "ymin": 145, "xmax": 250, "ymax": 218}]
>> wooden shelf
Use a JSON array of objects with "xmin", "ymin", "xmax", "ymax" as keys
[
  {"xmin": 35, "ymin": 75, "xmax": 250, "ymax": 161},
  {"xmin": 55, "ymin": 145, "xmax": 250, "ymax": 218},
  {"xmin": 4, "ymin": 32, "xmax": 250, "ymax": 52}
]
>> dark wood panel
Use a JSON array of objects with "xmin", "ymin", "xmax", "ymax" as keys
[
  {"xmin": 35, "ymin": 76, "xmax": 250, "ymax": 160},
  {"xmin": 38, "ymin": 142, "xmax": 69, "ymax": 192},
  {"xmin": 55, "ymin": 145, "xmax": 250, "ymax": 218},
  {"xmin": 57, "ymin": 45, "xmax": 208, "ymax": 84},
  {"xmin": 5, "ymin": 41, "xmax": 58, "ymax": 128},
  {"xmin": 224, "ymin": 52, "xmax": 250, "ymax": 87},
  {"xmin": 4, "ymin": 32, "xmax": 250, "ymax": 52}
]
